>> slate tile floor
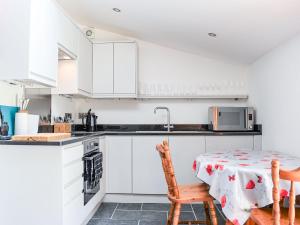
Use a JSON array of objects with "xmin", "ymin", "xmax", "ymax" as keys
[{"xmin": 88, "ymin": 203, "xmax": 227, "ymax": 225}]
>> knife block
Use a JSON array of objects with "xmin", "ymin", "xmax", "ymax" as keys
[{"xmin": 53, "ymin": 123, "xmax": 71, "ymax": 133}]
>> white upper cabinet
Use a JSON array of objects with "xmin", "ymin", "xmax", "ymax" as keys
[
  {"xmin": 0, "ymin": 0, "xmax": 58, "ymax": 87},
  {"xmin": 57, "ymin": 9, "xmax": 79, "ymax": 57},
  {"xmin": 93, "ymin": 42, "xmax": 137, "ymax": 98},
  {"xmin": 53, "ymin": 10, "xmax": 92, "ymax": 96},
  {"xmin": 93, "ymin": 43, "xmax": 114, "ymax": 94},
  {"xmin": 114, "ymin": 43, "xmax": 137, "ymax": 94},
  {"xmin": 77, "ymin": 31, "xmax": 92, "ymax": 95}
]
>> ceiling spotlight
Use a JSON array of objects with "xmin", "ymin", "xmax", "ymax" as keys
[
  {"xmin": 208, "ymin": 33, "xmax": 217, "ymax": 38},
  {"xmin": 113, "ymin": 8, "xmax": 121, "ymax": 13}
]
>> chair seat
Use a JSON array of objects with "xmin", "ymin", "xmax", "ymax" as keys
[
  {"xmin": 251, "ymin": 207, "xmax": 300, "ymax": 225},
  {"xmin": 169, "ymin": 183, "xmax": 212, "ymax": 203}
]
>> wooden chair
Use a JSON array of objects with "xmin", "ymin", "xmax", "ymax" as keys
[
  {"xmin": 250, "ymin": 160, "xmax": 300, "ymax": 225},
  {"xmin": 156, "ymin": 140, "xmax": 218, "ymax": 225}
]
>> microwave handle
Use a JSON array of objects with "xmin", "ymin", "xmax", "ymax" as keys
[{"xmin": 244, "ymin": 108, "xmax": 248, "ymax": 129}]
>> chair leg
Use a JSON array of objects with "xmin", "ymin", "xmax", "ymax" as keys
[
  {"xmin": 245, "ymin": 219, "xmax": 255, "ymax": 225},
  {"xmin": 203, "ymin": 202, "xmax": 212, "ymax": 225},
  {"xmin": 225, "ymin": 220, "xmax": 233, "ymax": 225},
  {"xmin": 172, "ymin": 203, "xmax": 181, "ymax": 225},
  {"xmin": 207, "ymin": 200, "xmax": 218, "ymax": 225},
  {"xmin": 168, "ymin": 203, "xmax": 175, "ymax": 225}
]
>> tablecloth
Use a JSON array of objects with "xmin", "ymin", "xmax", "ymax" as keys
[{"xmin": 193, "ymin": 150, "xmax": 300, "ymax": 225}]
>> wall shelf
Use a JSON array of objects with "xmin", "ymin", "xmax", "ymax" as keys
[{"xmin": 137, "ymin": 94, "xmax": 248, "ymax": 100}]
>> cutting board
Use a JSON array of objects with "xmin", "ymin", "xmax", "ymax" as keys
[{"xmin": 12, "ymin": 133, "xmax": 71, "ymax": 142}]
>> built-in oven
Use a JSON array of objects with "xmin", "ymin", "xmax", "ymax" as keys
[
  {"xmin": 208, "ymin": 107, "xmax": 255, "ymax": 131},
  {"xmin": 83, "ymin": 138, "xmax": 103, "ymax": 205}
]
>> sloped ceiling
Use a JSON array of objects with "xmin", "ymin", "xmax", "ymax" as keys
[{"xmin": 56, "ymin": 0, "xmax": 300, "ymax": 64}]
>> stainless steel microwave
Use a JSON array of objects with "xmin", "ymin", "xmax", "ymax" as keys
[{"xmin": 208, "ymin": 107, "xmax": 255, "ymax": 131}]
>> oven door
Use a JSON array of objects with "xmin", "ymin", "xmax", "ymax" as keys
[
  {"xmin": 215, "ymin": 107, "xmax": 247, "ymax": 131},
  {"xmin": 83, "ymin": 151, "xmax": 103, "ymax": 205}
]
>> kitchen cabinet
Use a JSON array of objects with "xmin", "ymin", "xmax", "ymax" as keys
[
  {"xmin": 106, "ymin": 136, "xmax": 132, "ymax": 193},
  {"xmin": 77, "ymin": 31, "xmax": 93, "ymax": 95},
  {"xmin": 93, "ymin": 43, "xmax": 114, "ymax": 94},
  {"xmin": 93, "ymin": 42, "xmax": 137, "ymax": 98},
  {"xmin": 0, "ymin": 0, "xmax": 58, "ymax": 87},
  {"xmin": 132, "ymin": 136, "xmax": 167, "ymax": 194},
  {"xmin": 53, "ymin": 30, "xmax": 93, "ymax": 96},
  {"xmin": 205, "ymin": 136, "xmax": 254, "ymax": 152},
  {"xmin": 57, "ymin": 9, "xmax": 79, "ymax": 57},
  {"xmin": 63, "ymin": 144, "xmax": 84, "ymax": 225},
  {"xmin": 113, "ymin": 43, "xmax": 137, "ymax": 94},
  {"xmin": 253, "ymin": 135, "xmax": 262, "ymax": 151},
  {"xmin": 169, "ymin": 136, "xmax": 206, "ymax": 184}
]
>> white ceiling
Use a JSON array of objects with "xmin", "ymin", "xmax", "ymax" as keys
[{"xmin": 56, "ymin": 0, "xmax": 300, "ymax": 64}]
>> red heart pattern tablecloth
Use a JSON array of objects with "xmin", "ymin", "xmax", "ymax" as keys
[{"xmin": 193, "ymin": 150, "xmax": 300, "ymax": 225}]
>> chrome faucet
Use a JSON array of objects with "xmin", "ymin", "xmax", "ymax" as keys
[{"xmin": 154, "ymin": 106, "xmax": 174, "ymax": 132}]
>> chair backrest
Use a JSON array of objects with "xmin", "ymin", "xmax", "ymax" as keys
[
  {"xmin": 272, "ymin": 160, "xmax": 300, "ymax": 225},
  {"xmin": 156, "ymin": 140, "xmax": 179, "ymax": 199}
]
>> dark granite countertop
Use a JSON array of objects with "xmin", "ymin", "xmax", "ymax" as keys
[{"xmin": 0, "ymin": 124, "xmax": 262, "ymax": 146}]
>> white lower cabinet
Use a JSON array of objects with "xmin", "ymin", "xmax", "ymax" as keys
[
  {"xmin": 62, "ymin": 144, "xmax": 84, "ymax": 225},
  {"xmin": 132, "ymin": 136, "xmax": 167, "ymax": 194},
  {"xmin": 169, "ymin": 136, "xmax": 206, "ymax": 184},
  {"xmin": 106, "ymin": 136, "xmax": 132, "ymax": 193},
  {"xmin": 205, "ymin": 136, "xmax": 254, "ymax": 152}
]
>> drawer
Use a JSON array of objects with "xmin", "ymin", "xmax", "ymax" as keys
[
  {"xmin": 63, "ymin": 161, "xmax": 83, "ymax": 187},
  {"xmin": 63, "ymin": 178, "xmax": 83, "ymax": 206},
  {"xmin": 63, "ymin": 193, "xmax": 84, "ymax": 225},
  {"xmin": 63, "ymin": 144, "xmax": 83, "ymax": 166}
]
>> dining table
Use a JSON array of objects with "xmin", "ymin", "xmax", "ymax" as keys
[{"xmin": 193, "ymin": 149, "xmax": 300, "ymax": 225}]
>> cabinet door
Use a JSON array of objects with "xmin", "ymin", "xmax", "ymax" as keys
[
  {"xmin": 29, "ymin": 0, "xmax": 58, "ymax": 86},
  {"xmin": 78, "ymin": 32, "xmax": 92, "ymax": 94},
  {"xmin": 169, "ymin": 136, "xmax": 206, "ymax": 184},
  {"xmin": 93, "ymin": 43, "xmax": 114, "ymax": 94},
  {"xmin": 113, "ymin": 43, "xmax": 137, "ymax": 94},
  {"xmin": 205, "ymin": 136, "xmax": 254, "ymax": 152},
  {"xmin": 57, "ymin": 9, "xmax": 79, "ymax": 56},
  {"xmin": 106, "ymin": 136, "xmax": 132, "ymax": 193},
  {"xmin": 132, "ymin": 136, "xmax": 167, "ymax": 194}
]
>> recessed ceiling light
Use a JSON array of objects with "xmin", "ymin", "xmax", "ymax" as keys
[
  {"xmin": 208, "ymin": 33, "xmax": 217, "ymax": 38},
  {"xmin": 113, "ymin": 8, "xmax": 121, "ymax": 13}
]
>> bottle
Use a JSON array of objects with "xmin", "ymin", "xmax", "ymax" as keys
[{"xmin": 1, "ymin": 122, "xmax": 9, "ymax": 136}]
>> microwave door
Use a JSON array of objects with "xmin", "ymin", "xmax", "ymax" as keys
[{"xmin": 218, "ymin": 108, "xmax": 246, "ymax": 131}]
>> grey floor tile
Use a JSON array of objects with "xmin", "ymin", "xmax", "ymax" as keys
[
  {"xmin": 142, "ymin": 203, "xmax": 170, "ymax": 211},
  {"xmin": 180, "ymin": 204, "xmax": 192, "ymax": 211},
  {"xmin": 88, "ymin": 219, "xmax": 138, "ymax": 225},
  {"xmin": 112, "ymin": 210, "xmax": 167, "ymax": 221},
  {"xmin": 139, "ymin": 221, "xmax": 165, "ymax": 225},
  {"xmin": 140, "ymin": 211, "xmax": 167, "ymax": 221},
  {"xmin": 191, "ymin": 204, "xmax": 206, "ymax": 220},
  {"xmin": 192, "ymin": 203, "xmax": 226, "ymax": 225},
  {"xmin": 142, "ymin": 203, "xmax": 192, "ymax": 211},
  {"xmin": 117, "ymin": 203, "xmax": 142, "ymax": 210},
  {"xmin": 93, "ymin": 203, "xmax": 118, "ymax": 219},
  {"xmin": 112, "ymin": 210, "xmax": 142, "ymax": 220},
  {"xmin": 179, "ymin": 211, "xmax": 196, "ymax": 221}
]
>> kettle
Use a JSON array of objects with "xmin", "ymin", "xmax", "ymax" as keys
[{"xmin": 82, "ymin": 109, "xmax": 98, "ymax": 132}]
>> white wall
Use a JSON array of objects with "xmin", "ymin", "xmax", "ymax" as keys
[
  {"xmin": 52, "ymin": 27, "xmax": 250, "ymax": 124},
  {"xmin": 249, "ymin": 33, "xmax": 300, "ymax": 156},
  {"xmin": 74, "ymin": 98, "xmax": 247, "ymax": 124}
]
